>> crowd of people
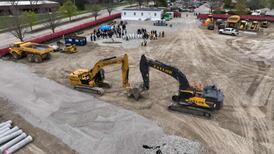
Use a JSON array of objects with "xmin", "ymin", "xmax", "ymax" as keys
[
  {"xmin": 90, "ymin": 21, "xmax": 128, "ymax": 41},
  {"xmin": 90, "ymin": 21, "xmax": 165, "ymax": 47}
]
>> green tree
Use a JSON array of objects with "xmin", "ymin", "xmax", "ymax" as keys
[
  {"xmin": 22, "ymin": 11, "xmax": 37, "ymax": 31},
  {"xmin": 156, "ymin": 0, "xmax": 167, "ymax": 7},
  {"xmin": 236, "ymin": 0, "xmax": 247, "ymax": 15},
  {"xmin": 248, "ymin": 0, "xmax": 261, "ymax": 10},
  {"xmin": 224, "ymin": 0, "xmax": 232, "ymax": 8},
  {"xmin": 269, "ymin": 0, "xmax": 274, "ymax": 9},
  {"xmin": 59, "ymin": 0, "xmax": 78, "ymax": 21},
  {"xmin": 75, "ymin": 0, "xmax": 86, "ymax": 10}
]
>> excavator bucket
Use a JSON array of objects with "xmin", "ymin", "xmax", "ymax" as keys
[{"xmin": 127, "ymin": 84, "xmax": 144, "ymax": 100}]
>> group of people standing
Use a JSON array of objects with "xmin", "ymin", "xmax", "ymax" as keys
[{"xmin": 90, "ymin": 21, "xmax": 128, "ymax": 41}]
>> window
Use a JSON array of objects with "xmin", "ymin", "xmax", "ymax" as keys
[
  {"xmin": 134, "ymin": 12, "xmax": 136, "ymax": 16},
  {"xmin": 124, "ymin": 12, "xmax": 126, "ymax": 15},
  {"xmin": 154, "ymin": 13, "xmax": 157, "ymax": 16},
  {"xmin": 141, "ymin": 12, "xmax": 143, "ymax": 16}
]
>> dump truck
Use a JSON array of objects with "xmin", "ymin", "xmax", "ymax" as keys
[{"xmin": 9, "ymin": 42, "xmax": 53, "ymax": 63}]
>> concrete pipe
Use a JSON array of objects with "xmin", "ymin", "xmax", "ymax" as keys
[
  {"xmin": 0, "ymin": 130, "xmax": 23, "ymax": 145},
  {"xmin": 4, "ymin": 135, "xmax": 32, "ymax": 154},
  {"xmin": 0, "ymin": 133, "xmax": 26, "ymax": 153},
  {"xmin": 0, "ymin": 127, "xmax": 19, "ymax": 138},
  {"xmin": 0, "ymin": 128, "xmax": 11, "ymax": 135},
  {"xmin": 0, "ymin": 121, "xmax": 12, "ymax": 128},
  {"xmin": 0, "ymin": 124, "xmax": 11, "ymax": 132}
]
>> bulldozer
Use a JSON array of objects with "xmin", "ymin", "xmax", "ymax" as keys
[
  {"xmin": 63, "ymin": 44, "xmax": 77, "ymax": 53},
  {"xmin": 69, "ymin": 54, "xmax": 130, "ymax": 95},
  {"xmin": 129, "ymin": 55, "xmax": 224, "ymax": 118},
  {"xmin": 9, "ymin": 42, "xmax": 53, "ymax": 63}
]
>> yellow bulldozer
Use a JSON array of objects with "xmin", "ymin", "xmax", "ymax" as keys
[
  {"xmin": 69, "ymin": 54, "xmax": 130, "ymax": 95},
  {"xmin": 9, "ymin": 42, "xmax": 53, "ymax": 63}
]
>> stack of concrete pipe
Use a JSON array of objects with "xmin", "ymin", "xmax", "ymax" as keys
[{"xmin": 0, "ymin": 120, "xmax": 33, "ymax": 154}]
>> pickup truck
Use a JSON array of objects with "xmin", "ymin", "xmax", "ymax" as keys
[{"xmin": 218, "ymin": 28, "xmax": 239, "ymax": 36}]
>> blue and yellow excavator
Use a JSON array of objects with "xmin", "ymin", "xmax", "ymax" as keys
[{"xmin": 129, "ymin": 55, "xmax": 224, "ymax": 118}]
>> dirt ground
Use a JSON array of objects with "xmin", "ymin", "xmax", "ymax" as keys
[
  {"xmin": 12, "ymin": 14, "xmax": 274, "ymax": 154},
  {"xmin": 0, "ymin": 97, "xmax": 77, "ymax": 154}
]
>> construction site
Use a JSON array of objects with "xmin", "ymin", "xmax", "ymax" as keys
[{"xmin": 0, "ymin": 1, "xmax": 274, "ymax": 154}]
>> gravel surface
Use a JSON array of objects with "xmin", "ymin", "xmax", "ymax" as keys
[
  {"xmin": 0, "ymin": 60, "xmax": 202, "ymax": 154},
  {"xmin": 144, "ymin": 135, "xmax": 203, "ymax": 154}
]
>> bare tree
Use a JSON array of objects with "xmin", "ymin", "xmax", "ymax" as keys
[
  {"xmin": 105, "ymin": 0, "xmax": 114, "ymax": 15},
  {"xmin": 88, "ymin": 5, "xmax": 100, "ymax": 20},
  {"xmin": 8, "ymin": 0, "xmax": 27, "ymax": 41},
  {"xmin": 44, "ymin": 11, "xmax": 60, "ymax": 33}
]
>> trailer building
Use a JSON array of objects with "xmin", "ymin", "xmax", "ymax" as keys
[{"xmin": 121, "ymin": 8, "xmax": 164, "ymax": 21}]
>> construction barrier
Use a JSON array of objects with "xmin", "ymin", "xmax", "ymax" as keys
[
  {"xmin": 197, "ymin": 14, "xmax": 274, "ymax": 22},
  {"xmin": 0, "ymin": 13, "xmax": 121, "ymax": 57}
]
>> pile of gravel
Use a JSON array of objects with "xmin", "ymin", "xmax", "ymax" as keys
[{"xmin": 143, "ymin": 135, "xmax": 202, "ymax": 154}]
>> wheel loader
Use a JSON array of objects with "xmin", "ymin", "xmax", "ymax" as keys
[
  {"xmin": 9, "ymin": 42, "xmax": 53, "ymax": 63},
  {"xmin": 69, "ymin": 54, "xmax": 130, "ymax": 95},
  {"xmin": 129, "ymin": 55, "xmax": 224, "ymax": 118}
]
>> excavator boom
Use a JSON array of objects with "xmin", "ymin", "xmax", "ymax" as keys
[{"xmin": 140, "ymin": 54, "xmax": 190, "ymax": 90}]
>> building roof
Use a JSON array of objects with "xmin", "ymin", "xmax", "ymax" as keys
[
  {"xmin": 0, "ymin": 1, "xmax": 58, "ymax": 6},
  {"xmin": 123, "ymin": 8, "xmax": 163, "ymax": 12}
]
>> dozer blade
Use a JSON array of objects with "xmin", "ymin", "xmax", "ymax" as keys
[
  {"xmin": 168, "ymin": 102, "xmax": 212, "ymax": 118},
  {"xmin": 74, "ymin": 86, "xmax": 104, "ymax": 95}
]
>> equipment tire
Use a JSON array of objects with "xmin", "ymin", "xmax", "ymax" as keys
[
  {"xmin": 34, "ymin": 55, "xmax": 42, "ymax": 63},
  {"xmin": 27, "ymin": 54, "xmax": 34, "ymax": 62}
]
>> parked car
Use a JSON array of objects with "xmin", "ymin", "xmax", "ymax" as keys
[{"xmin": 219, "ymin": 28, "xmax": 239, "ymax": 36}]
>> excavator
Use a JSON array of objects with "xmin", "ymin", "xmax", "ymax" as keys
[
  {"xmin": 69, "ymin": 54, "xmax": 130, "ymax": 95},
  {"xmin": 129, "ymin": 55, "xmax": 224, "ymax": 118}
]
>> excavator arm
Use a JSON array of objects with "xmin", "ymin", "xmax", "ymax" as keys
[
  {"xmin": 90, "ymin": 54, "xmax": 130, "ymax": 88},
  {"xmin": 140, "ymin": 54, "xmax": 190, "ymax": 91}
]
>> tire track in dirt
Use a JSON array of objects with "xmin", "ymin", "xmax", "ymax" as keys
[
  {"xmin": 145, "ymin": 17, "xmax": 255, "ymax": 153},
  {"xmin": 196, "ymin": 27, "xmax": 274, "ymax": 153}
]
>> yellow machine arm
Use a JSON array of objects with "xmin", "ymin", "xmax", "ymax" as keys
[{"xmin": 89, "ymin": 54, "xmax": 130, "ymax": 88}]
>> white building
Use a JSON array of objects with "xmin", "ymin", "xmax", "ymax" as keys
[{"xmin": 121, "ymin": 8, "xmax": 164, "ymax": 21}]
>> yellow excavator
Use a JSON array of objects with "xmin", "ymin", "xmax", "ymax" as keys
[
  {"xmin": 129, "ymin": 55, "xmax": 224, "ymax": 118},
  {"xmin": 69, "ymin": 54, "xmax": 130, "ymax": 95}
]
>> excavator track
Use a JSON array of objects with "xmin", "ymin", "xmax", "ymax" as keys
[
  {"xmin": 168, "ymin": 102, "xmax": 212, "ymax": 118},
  {"xmin": 97, "ymin": 81, "xmax": 112, "ymax": 88},
  {"xmin": 74, "ymin": 86, "xmax": 104, "ymax": 95}
]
